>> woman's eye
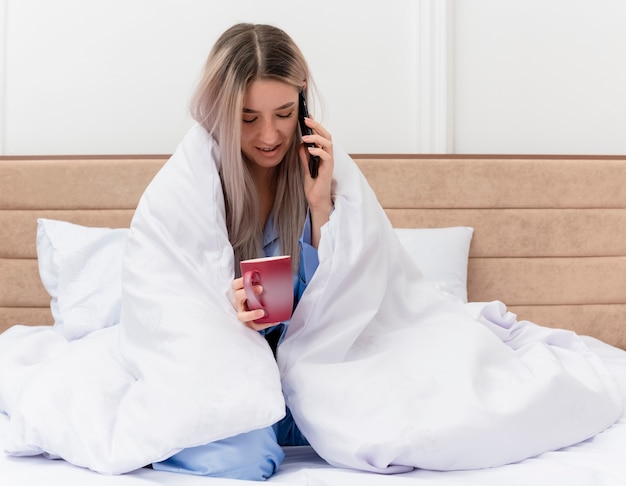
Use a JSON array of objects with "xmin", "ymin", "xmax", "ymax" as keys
[
  {"xmin": 243, "ymin": 117, "xmax": 257, "ymax": 124},
  {"xmin": 277, "ymin": 111, "xmax": 293, "ymax": 119}
]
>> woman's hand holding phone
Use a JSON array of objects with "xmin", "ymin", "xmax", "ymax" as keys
[{"xmin": 297, "ymin": 109, "xmax": 334, "ymax": 249}]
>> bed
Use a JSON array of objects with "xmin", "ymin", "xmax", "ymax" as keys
[{"xmin": 1, "ymin": 153, "xmax": 626, "ymax": 484}]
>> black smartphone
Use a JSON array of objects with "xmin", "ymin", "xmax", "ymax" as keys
[{"xmin": 298, "ymin": 91, "xmax": 320, "ymax": 178}]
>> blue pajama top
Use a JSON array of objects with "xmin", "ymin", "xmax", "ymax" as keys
[
  {"xmin": 258, "ymin": 211, "xmax": 319, "ymax": 350},
  {"xmin": 259, "ymin": 212, "xmax": 318, "ymax": 447}
]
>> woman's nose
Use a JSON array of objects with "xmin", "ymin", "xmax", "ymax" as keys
[{"xmin": 259, "ymin": 118, "xmax": 278, "ymax": 142}]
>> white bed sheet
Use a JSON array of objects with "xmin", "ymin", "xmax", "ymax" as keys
[{"xmin": 1, "ymin": 335, "xmax": 625, "ymax": 486}]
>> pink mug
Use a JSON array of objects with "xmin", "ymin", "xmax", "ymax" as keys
[{"xmin": 240, "ymin": 255, "xmax": 293, "ymax": 324}]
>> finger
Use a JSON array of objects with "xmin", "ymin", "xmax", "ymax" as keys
[
  {"xmin": 238, "ymin": 308, "xmax": 266, "ymax": 324},
  {"xmin": 306, "ymin": 142, "xmax": 332, "ymax": 159},
  {"xmin": 233, "ymin": 285, "xmax": 263, "ymax": 311},
  {"xmin": 302, "ymin": 131, "xmax": 332, "ymax": 152},
  {"xmin": 299, "ymin": 143, "xmax": 326, "ymax": 182},
  {"xmin": 302, "ymin": 135, "xmax": 332, "ymax": 155},
  {"xmin": 304, "ymin": 117, "xmax": 332, "ymax": 141},
  {"xmin": 231, "ymin": 277, "xmax": 244, "ymax": 291}
]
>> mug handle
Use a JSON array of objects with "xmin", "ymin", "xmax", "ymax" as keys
[{"xmin": 243, "ymin": 270, "xmax": 264, "ymax": 311}]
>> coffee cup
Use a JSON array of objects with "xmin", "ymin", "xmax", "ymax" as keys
[{"xmin": 240, "ymin": 255, "xmax": 293, "ymax": 324}]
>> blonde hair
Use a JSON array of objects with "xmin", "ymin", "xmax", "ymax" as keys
[{"xmin": 190, "ymin": 23, "xmax": 312, "ymax": 274}]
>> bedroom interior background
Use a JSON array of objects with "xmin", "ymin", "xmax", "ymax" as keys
[{"xmin": 1, "ymin": 0, "xmax": 625, "ymax": 157}]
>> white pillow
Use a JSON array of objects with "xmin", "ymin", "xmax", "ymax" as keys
[
  {"xmin": 394, "ymin": 227, "xmax": 473, "ymax": 303},
  {"xmin": 36, "ymin": 218, "xmax": 128, "ymax": 341},
  {"xmin": 36, "ymin": 220, "xmax": 474, "ymax": 340}
]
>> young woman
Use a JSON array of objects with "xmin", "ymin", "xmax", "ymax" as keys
[
  {"xmin": 149, "ymin": 23, "xmax": 622, "ymax": 480},
  {"xmin": 151, "ymin": 23, "xmax": 334, "ymax": 480},
  {"xmin": 0, "ymin": 22, "xmax": 620, "ymax": 483}
]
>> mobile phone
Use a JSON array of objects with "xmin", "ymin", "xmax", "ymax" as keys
[{"xmin": 298, "ymin": 91, "xmax": 320, "ymax": 178}]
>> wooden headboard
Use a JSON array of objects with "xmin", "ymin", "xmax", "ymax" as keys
[{"xmin": 2, "ymin": 154, "xmax": 626, "ymax": 349}]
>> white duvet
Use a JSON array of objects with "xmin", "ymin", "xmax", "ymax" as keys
[{"xmin": 0, "ymin": 125, "xmax": 622, "ymax": 475}]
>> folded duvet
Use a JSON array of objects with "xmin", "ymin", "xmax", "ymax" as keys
[{"xmin": 0, "ymin": 125, "xmax": 622, "ymax": 474}]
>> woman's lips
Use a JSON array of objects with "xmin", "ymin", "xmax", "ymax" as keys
[{"xmin": 257, "ymin": 144, "xmax": 280, "ymax": 157}]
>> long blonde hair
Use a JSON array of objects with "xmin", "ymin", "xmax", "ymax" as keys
[{"xmin": 190, "ymin": 23, "xmax": 312, "ymax": 274}]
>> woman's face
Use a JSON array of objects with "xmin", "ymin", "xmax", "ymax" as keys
[{"xmin": 241, "ymin": 79, "xmax": 299, "ymax": 173}]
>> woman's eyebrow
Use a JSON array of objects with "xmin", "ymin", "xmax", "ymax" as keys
[{"xmin": 242, "ymin": 101, "xmax": 295, "ymax": 114}]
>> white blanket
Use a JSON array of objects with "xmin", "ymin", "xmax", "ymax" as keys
[
  {"xmin": 277, "ymin": 147, "xmax": 623, "ymax": 472},
  {"xmin": 0, "ymin": 126, "xmax": 285, "ymax": 473},
  {"xmin": 0, "ymin": 125, "xmax": 622, "ymax": 474}
]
